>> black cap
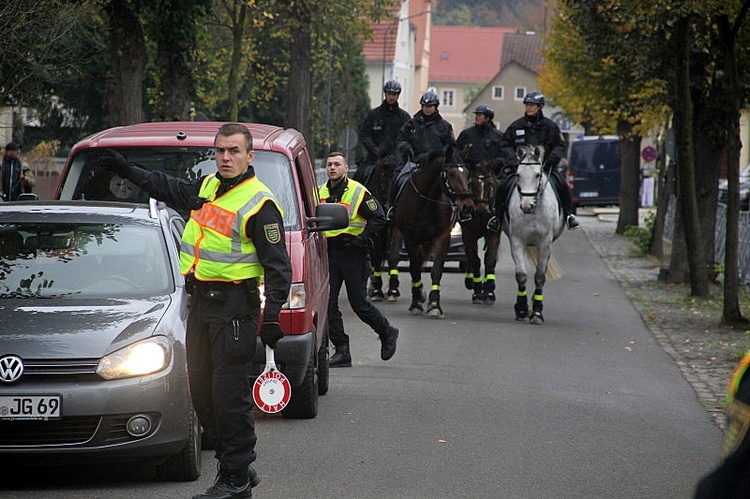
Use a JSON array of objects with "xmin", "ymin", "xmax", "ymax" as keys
[{"xmin": 5, "ymin": 142, "xmax": 20, "ymax": 151}]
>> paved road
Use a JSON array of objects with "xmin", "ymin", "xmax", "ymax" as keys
[{"xmin": 4, "ymin": 222, "xmax": 723, "ymax": 498}]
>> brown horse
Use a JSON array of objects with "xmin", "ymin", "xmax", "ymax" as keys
[
  {"xmin": 360, "ymin": 152, "xmax": 400, "ymax": 302},
  {"xmin": 387, "ymin": 146, "xmax": 474, "ymax": 318},
  {"xmin": 460, "ymin": 161, "xmax": 501, "ymax": 304}
]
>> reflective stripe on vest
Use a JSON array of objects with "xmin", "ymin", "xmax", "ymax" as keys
[
  {"xmin": 180, "ymin": 174, "xmax": 282, "ymax": 281},
  {"xmin": 318, "ymin": 179, "xmax": 367, "ymax": 238}
]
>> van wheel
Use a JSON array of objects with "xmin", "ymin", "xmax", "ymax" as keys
[
  {"xmin": 318, "ymin": 327, "xmax": 330, "ymax": 396},
  {"xmin": 282, "ymin": 345, "xmax": 319, "ymax": 419},
  {"xmin": 156, "ymin": 407, "xmax": 202, "ymax": 481}
]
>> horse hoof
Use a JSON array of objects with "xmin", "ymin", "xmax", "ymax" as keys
[
  {"xmin": 471, "ymin": 293, "xmax": 484, "ymax": 305},
  {"xmin": 409, "ymin": 304, "xmax": 423, "ymax": 315},
  {"xmin": 387, "ymin": 288, "xmax": 400, "ymax": 298},
  {"xmin": 529, "ymin": 313, "xmax": 544, "ymax": 325},
  {"xmin": 483, "ymin": 293, "xmax": 496, "ymax": 305},
  {"xmin": 371, "ymin": 289, "xmax": 385, "ymax": 302},
  {"xmin": 426, "ymin": 303, "xmax": 445, "ymax": 319}
]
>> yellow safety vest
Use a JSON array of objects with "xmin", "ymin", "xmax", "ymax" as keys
[
  {"xmin": 180, "ymin": 174, "xmax": 282, "ymax": 281},
  {"xmin": 319, "ymin": 178, "xmax": 367, "ymax": 238}
]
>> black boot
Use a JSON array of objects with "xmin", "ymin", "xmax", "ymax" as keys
[
  {"xmin": 193, "ymin": 471, "xmax": 252, "ymax": 499},
  {"xmin": 329, "ymin": 344, "xmax": 352, "ymax": 368},
  {"xmin": 378, "ymin": 325, "xmax": 399, "ymax": 361}
]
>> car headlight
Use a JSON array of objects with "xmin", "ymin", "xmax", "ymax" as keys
[
  {"xmin": 451, "ymin": 223, "xmax": 462, "ymax": 237},
  {"xmin": 259, "ymin": 282, "xmax": 306, "ymax": 310},
  {"xmin": 96, "ymin": 336, "xmax": 173, "ymax": 380}
]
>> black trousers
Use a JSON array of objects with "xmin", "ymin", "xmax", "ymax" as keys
[
  {"xmin": 328, "ymin": 246, "xmax": 390, "ymax": 347},
  {"xmin": 187, "ymin": 280, "xmax": 260, "ymax": 474}
]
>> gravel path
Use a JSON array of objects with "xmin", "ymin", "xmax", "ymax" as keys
[{"xmin": 581, "ymin": 210, "xmax": 750, "ymax": 431}]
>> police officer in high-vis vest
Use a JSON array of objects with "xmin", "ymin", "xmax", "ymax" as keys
[
  {"xmin": 99, "ymin": 123, "xmax": 292, "ymax": 499},
  {"xmin": 319, "ymin": 152, "xmax": 399, "ymax": 368}
]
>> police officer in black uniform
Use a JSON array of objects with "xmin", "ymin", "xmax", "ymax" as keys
[
  {"xmin": 456, "ymin": 104, "xmax": 504, "ymax": 231},
  {"xmin": 99, "ymin": 123, "xmax": 292, "ymax": 499},
  {"xmin": 319, "ymin": 152, "xmax": 399, "ymax": 367},
  {"xmin": 387, "ymin": 91, "xmax": 456, "ymax": 220},
  {"xmin": 358, "ymin": 79, "xmax": 411, "ymax": 179},
  {"xmin": 491, "ymin": 91, "xmax": 578, "ymax": 230}
]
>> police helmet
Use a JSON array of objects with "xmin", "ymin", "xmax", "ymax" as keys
[
  {"xmin": 383, "ymin": 80, "xmax": 402, "ymax": 94},
  {"xmin": 523, "ymin": 91, "xmax": 545, "ymax": 107},
  {"xmin": 473, "ymin": 104, "xmax": 495, "ymax": 120},
  {"xmin": 419, "ymin": 92, "xmax": 440, "ymax": 108}
]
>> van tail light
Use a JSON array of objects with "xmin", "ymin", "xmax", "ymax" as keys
[{"xmin": 567, "ymin": 170, "xmax": 575, "ymax": 190}]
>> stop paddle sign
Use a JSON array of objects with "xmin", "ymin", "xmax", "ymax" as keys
[{"xmin": 253, "ymin": 346, "xmax": 291, "ymax": 414}]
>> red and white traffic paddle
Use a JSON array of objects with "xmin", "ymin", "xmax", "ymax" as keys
[{"xmin": 253, "ymin": 346, "xmax": 291, "ymax": 414}]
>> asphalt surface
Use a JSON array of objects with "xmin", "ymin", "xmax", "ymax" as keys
[{"xmin": 3, "ymin": 209, "xmax": 727, "ymax": 498}]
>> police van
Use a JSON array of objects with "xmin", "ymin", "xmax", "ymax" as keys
[{"xmin": 566, "ymin": 135, "xmax": 621, "ymax": 213}]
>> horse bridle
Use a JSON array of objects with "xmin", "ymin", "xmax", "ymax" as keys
[
  {"xmin": 470, "ymin": 172, "xmax": 496, "ymax": 207},
  {"xmin": 442, "ymin": 165, "xmax": 473, "ymax": 201},
  {"xmin": 516, "ymin": 160, "xmax": 550, "ymax": 206}
]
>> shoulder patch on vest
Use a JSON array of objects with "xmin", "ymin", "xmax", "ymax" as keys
[
  {"xmin": 264, "ymin": 223, "xmax": 281, "ymax": 244},
  {"xmin": 366, "ymin": 199, "xmax": 378, "ymax": 212}
]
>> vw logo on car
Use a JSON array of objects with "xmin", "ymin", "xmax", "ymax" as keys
[{"xmin": 0, "ymin": 355, "xmax": 24, "ymax": 383}]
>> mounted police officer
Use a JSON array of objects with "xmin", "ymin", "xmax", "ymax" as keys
[
  {"xmin": 99, "ymin": 123, "xmax": 292, "ymax": 499},
  {"xmin": 387, "ymin": 91, "xmax": 456, "ymax": 220},
  {"xmin": 491, "ymin": 91, "xmax": 579, "ymax": 230},
  {"xmin": 357, "ymin": 79, "xmax": 410, "ymax": 184},
  {"xmin": 319, "ymin": 152, "xmax": 399, "ymax": 368}
]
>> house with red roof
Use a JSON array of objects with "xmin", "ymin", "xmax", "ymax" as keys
[
  {"xmin": 463, "ymin": 31, "xmax": 582, "ymax": 134},
  {"xmin": 427, "ymin": 26, "xmax": 516, "ymax": 132},
  {"xmin": 362, "ymin": 0, "xmax": 434, "ymax": 115}
]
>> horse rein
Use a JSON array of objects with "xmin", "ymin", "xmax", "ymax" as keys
[{"xmin": 408, "ymin": 164, "xmax": 471, "ymax": 205}]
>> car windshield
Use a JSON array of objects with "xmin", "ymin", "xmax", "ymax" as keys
[
  {"xmin": 0, "ymin": 222, "xmax": 173, "ymax": 299},
  {"xmin": 62, "ymin": 148, "xmax": 301, "ymax": 230}
]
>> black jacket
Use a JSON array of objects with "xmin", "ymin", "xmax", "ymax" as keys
[
  {"xmin": 360, "ymin": 100, "xmax": 410, "ymax": 166},
  {"xmin": 499, "ymin": 111, "xmax": 567, "ymax": 172},
  {"xmin": 456, "ymin": 122, "xmax": 504, "ymax": 170},
  {"xmin": 396, "ymin": 110, "xmax": 455, "ymax": 163}
]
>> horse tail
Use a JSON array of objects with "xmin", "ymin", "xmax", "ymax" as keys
[{"xmin": 523, "ymin": 246, "xmax": 563, "ymax": 281}]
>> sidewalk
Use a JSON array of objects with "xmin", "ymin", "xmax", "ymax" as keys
[{"xmin": 580, "ymin": 208, "xmax": 750, "ymax": 431}]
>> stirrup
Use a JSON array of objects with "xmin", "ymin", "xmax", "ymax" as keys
[
  {"xmin": 386, "ymin": 206, "xmax": 396, "ymax": 221},
  {"xmin": 486, "ymin": 216, "xmax": 500, "ymax": 233},
  {"xmin": 566, "ymin": 215, "xmax": 579, "ymax": 230}
]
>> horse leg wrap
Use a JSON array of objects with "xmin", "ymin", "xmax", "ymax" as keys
[
  {"xmin": 464, "ymin": 272, "xmax": 475, "ymax": 291},
  {"xmin": 514, "ymin": 292, "xmax": 528, "ymax": 319},
  {"xmin": 472, "ymin": 281, "xmax": 484, "ymax": 304},
  {"xmin": 387, "ymin": 272, "xmax": 400, "ymax": 298},
  {"xmin": 531, "ymin": 294, "xmax": 544, "ymax": 324},
  {"xmin": 483, "ymin": 277, "xmax": 496, "ymax": 304},
  {"xmin": 427, "ymin": 288, "xmax": 444, "ymax": 318},
  {"xmin": 409, "ymin": 283, "xmax": 425, "ymax": 313}
]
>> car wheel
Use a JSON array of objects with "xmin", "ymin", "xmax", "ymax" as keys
[
  {"xmin": 318, "ymin": 327, "xmax": 330, "ymax": 396},
  {"xmin": 156, "ymin": 406, "xmax": 202, "ymax": 481},
  {"xmin": 281, "ymin": 344, "xmax": 319, "ymax": 419}
]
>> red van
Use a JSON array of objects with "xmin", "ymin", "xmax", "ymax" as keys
[{"xmin": 55, "ymin": 122, "xmax": 347, "ymax": 419}]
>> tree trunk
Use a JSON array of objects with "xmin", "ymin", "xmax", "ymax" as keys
[
  {"xmin": 151, "ymin": 0, "xmax": 200, "ymax": 121},
  {"xmin": 717, "ymin": 13, "xmax": 748, "ymax": 324},
  {"xmin": 227, "ymin": 3, "xmax": 247, "ymax": 122},
  {"xmin": 104, "ymin": 0, "xmax": 146, "ymax": 126},
  {"xmin": 615, "ymin": 121, "xmax": 641, "ymax": 234},
  {"xmin": 286, "ymin": 15, "xmax": 313, "ymax": 144},
  {"xmin": 671, "ymin": 16, "xmax": 710, "ymax": 297}
]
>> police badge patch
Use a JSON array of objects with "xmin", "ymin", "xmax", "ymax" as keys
[
  {"xmin": 264, "ymin": 223, "xmax": 281, "ymax": 244},
  {"xmin": 366, "ymin": 199, "xmax": 378, "ymax": 212}
]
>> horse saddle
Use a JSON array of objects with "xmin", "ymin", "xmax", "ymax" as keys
[
  {"xmin": 501, "ymin": 175, "xmax": 563, "ymax": 217},
  {"xmin": 393, "ymin": 160, "xmax": 419, "ymax": 203}
]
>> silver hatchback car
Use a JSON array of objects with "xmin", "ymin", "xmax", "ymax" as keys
[{"xmin": 0, "ymin": 200, "xmax": 200, "ymax": 481}]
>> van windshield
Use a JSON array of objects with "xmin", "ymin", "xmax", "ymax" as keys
[{"xmin": 61, "ymin": 148, "xmax": 301, "ymax": 230}]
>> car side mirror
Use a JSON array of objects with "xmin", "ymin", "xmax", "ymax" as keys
[{"xmin": 307, "ymin": 203, "xmax": 349, "ymax": 232}]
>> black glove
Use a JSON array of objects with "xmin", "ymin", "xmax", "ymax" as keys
[
  {"xmin": 260, "ymin": 321, "xmax": 284, "ymax": 348},
  {"xmin": 347, "ymin": 236, "xmax": 373, "ymax": 254},
  {"xmin": 98, "ymin": 149, "xmax": 131, "ymax": 178}
]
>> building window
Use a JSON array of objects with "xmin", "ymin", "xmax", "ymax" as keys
[
  {"xmin": 515, "ymin": 87, "xmax": 526, "ymax": 100},
  {"xmin": 441, "ymin": 89, "xmax": 455, "ymax": 109},
  {"xmin": 492, "ymin": 86, "xmax": 504, "ymax": 100}
]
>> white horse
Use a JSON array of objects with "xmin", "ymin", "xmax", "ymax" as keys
[{"xmin": 503, "ymin": 145, "xmax": 564, "ymax": 324}]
